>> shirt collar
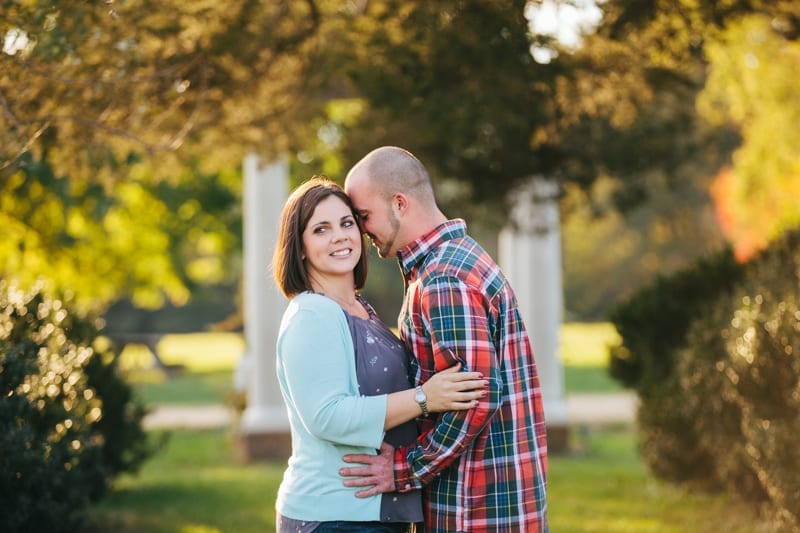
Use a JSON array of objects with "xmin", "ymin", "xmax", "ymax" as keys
[{"xmin": 397, "ymin": 219, "xmax": 467, "ymax": 279}]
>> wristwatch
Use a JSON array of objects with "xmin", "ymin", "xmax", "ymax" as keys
[{"xmin": 414, "ymin": 385, "xmax": 429, "ymax": 417}]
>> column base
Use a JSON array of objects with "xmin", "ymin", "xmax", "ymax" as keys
[
  {"xmin": 546, "ymin": 423, "xmax": 570, "ymax": 454},
  {"xmin": 236, "ymin": 430, "xmax": 291, "ymax": 462}
]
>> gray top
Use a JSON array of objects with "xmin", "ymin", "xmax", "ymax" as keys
[{"xmin": 345, "ymin": 296, "xmax": 423, "ymax": 524}]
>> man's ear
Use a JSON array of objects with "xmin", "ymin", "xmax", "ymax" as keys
[{"xmin": 393, "ymin": 193, "xmax": 409, "ymax": 215}]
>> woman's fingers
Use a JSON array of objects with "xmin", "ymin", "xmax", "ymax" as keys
[
  {"xmin": 451, "ymin": 398, "xmax": 481, "ymax": 410},
  {"xmin": 452, "ymin": 378, "xmax": 488, "ymax": 392}
]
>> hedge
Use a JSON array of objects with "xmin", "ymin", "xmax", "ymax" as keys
[
  {"xmin": 609, "ymin": 227, "xmax": 800, "ymax": 528},
  {"xmin": 0, "ymin": 281, "xmax": 157, "ymax": 532}
]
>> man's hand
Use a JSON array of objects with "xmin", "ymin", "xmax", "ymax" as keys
[{"xmin": 340, "ymin": 442, "xmax": 396, "ymax": 498}]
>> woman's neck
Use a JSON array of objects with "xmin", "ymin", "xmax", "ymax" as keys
[
  {"xmin": 310, "ymin": 278, "xmax": 369, "ymax": 318},
  {"xmin": 310, "ymin": 280, "xmax": 357, "ymax": 307}
]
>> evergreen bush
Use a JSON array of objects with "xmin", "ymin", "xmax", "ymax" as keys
[
  {"xmin": 608, "ymin": 246, "xmax": 745, "ymax": 391},
  {"xmin": 613, "ymin": 227, "xmax": 800, "ymax": 528},
  {"xmin": 0, "ymin": 282, "xmax": 156, "ymax": 532},
  {"xmin": 682, "ymin": 228, "xmax": 800, "ymax": 528}
]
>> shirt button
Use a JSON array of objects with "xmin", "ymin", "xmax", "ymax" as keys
[
  {"xmin": 405, "ymin": 484, "xmax": 411, "ymax": 490},
  {"xmin": 393, "ymin": 496, "xmax": 398, "ymax": 502}
]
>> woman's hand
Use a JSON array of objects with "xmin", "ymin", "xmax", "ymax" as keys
[{"xmin": 422, "ymin": 363, "xmax": 487, "ymax": 413}]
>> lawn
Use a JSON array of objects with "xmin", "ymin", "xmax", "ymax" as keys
[
  {"xmin": 118, "ymin": 332, "xmax": 243, "ymax": 405},
  {"xmin": 90, "ymin": 324, "xmax": 766, "ymax": 532},
  {"xmin": 560, "ymin": 322, "xmax": 625, "ymax": 394},
  {"xmin": 87, "ymin": 426, "xmax": 762, "ymax": 532}
]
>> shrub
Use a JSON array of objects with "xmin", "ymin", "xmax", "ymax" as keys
[
  {"xmin": 608, "ymin": 246, "xmax": 745, "ymax": 391},
  {"xmin": 0, "ymin": 281, "xmax": 156, "ymax": 532},
  {"xmin": 683, "ymin": 228, "xmax": 800, "ymax": 528},
  {"xmin": 607, "ymin": 246, "xmax": 744, "ymax": 487},
  {"xmin": 618, "ymin": 227, "xmax": 800, "ymax": 528}
]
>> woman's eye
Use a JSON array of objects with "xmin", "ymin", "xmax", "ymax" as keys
[
  {"xmin": 313, "ymin": 227, "xmax": 327, "ymax": 234},
  {"xmin": 343, "ymin": 219, "xmax": 354, "ymax": 228}
]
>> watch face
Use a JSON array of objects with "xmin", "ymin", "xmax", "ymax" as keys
[{"xmin": 415, "ymin": 387, "xmax": 426, "ymax": 402}]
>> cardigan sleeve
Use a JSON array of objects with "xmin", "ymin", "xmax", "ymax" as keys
[{"xmin": 277, "ymin": 298, "xmax": 386, "ymax": 449}]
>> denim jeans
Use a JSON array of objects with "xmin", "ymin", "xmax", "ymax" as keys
[{"xmin": 314, "ymin": 521, "xmax": 411, "ymax": 533}]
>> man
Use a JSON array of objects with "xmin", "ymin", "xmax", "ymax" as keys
[{"xmin": 341, "ymin": 146, "xmax": 549, "ymax": 532}]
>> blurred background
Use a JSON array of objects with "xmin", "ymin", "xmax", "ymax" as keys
[
  {"xmin": 9, "ymin": 0, "xmax": 795, "ymax": 326},
  {"xmin": 2, "ymin": 1, "xmax": 799, "ymax": 532}
]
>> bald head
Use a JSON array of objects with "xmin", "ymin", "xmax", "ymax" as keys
[
  {"xmin": 346, "ymin": 146, "xmax": 437, "ymax": 209},
  {"xmin": 345, "ymin": 146, "xmax": 446, "ymax": 258}
]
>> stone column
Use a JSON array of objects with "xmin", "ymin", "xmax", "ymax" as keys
[
  {"xmin": 236, "ymin": 153, "xmax": 291, "ymax": 460},
  {"xmin": 498, "ymin": 178, "xmax": 569, "ymax": 452}
]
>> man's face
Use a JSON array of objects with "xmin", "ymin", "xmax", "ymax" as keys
[{"xmin": 345, "ymin": 174, "xmax": 401, "ymax": 258}]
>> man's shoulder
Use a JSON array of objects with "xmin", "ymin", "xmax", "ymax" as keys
[{"xmin": 428, "ymin": 235, "xmax": 497, "ymax": 274}]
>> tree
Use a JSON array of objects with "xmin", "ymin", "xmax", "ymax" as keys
[
  {"xmin": 1, "ymin": 153, "xmax": 242, "ymax": 313},
  {"xmin": 316, "ymin": 0, "xmax": 563, "ymax": 213},
  {"xmin": 699, "ymin": 14, "xmax": 800, "ymax": 260},
  {"xmin": 1, "ymin": 0, "xmax": 327, "ymax": 178},
  {"xmin": 1, "ymin": 1, "xmax": 331, "ymax": 310}
]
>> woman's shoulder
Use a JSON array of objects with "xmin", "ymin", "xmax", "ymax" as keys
[
  {"xmin": 288, "ymin": 291, "xmax": 343, "ymax": 318},
  {"xmin": 292, "ymin": 290, "xmax": 333, "ymax": 306},
  {"xmin": 279, "ymin": 292, "xmax": 351, "ymax": 349}
]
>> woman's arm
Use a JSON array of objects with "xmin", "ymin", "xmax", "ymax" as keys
[
  {"xmin": 383, "ymin": 364, "xmax": 486, "ymax": 430},
  {"xmin": 278, "ymin": 304, "xmax": 386, "ymax": 449}
]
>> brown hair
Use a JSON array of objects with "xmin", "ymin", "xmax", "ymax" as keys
[{"xmin": 272, "ymin": 176, "xmax": 368, "ymax": 298}]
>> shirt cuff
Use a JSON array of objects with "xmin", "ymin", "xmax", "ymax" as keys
[{"xmin": 393, "ymin": 445, "xmax": 422, "ymax": 493}]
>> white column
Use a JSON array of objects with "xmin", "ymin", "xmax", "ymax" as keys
[
  {"xmin": 238, "ymin": 153, "xmax": 290, "ymax": 436},
  {"xmin": 498, "ymin": 178, "xmax": 568, "ymax": 427}
]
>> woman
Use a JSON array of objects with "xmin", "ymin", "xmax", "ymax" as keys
[{"xmin": 273, "ymin": 177, "xmax": 486, "ymax": 532}]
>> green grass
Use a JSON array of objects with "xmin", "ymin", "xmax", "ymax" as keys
[
  {"xmin": 560, "ymin": 322, "xmax": 626, "ymax": 394},
  {"xmin": 86, "ymin": 429, "xmax": 283, "ymax": 533},
  {"xmin": 559, "ymin": 322, "xmax": 620, "ymax": 367},
  {"xmin": 550, "ymin": 427, "xmax": 763, "ymax": 532},
  {"xmin": 86, "ymin": 427, "xmax": 763, "ymax": 533},
  {"xmin": 118, "ymin": 333, "xmax": 242, "ymax": 405},
  {"xmin": 133, "ymin": 370, "xmax": 234, "ymax": 405}
]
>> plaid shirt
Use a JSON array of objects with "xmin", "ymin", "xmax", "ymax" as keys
[{"xmin": 393, "ymin": 219, "xmax": 549, "ymax": 533}]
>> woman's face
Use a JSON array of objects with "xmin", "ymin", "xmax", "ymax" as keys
[{"xmin": 302, "ymin": 195, "xmax": 362, "ymax": 286}]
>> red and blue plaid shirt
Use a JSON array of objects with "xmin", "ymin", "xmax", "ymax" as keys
[{"xmin": 393, "ymin": 219, "xmax": 548, "ymax": 533}]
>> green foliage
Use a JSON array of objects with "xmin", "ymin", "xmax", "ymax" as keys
[
  {"xmin": 1, "ymin": 153, "xmax": 241, "ymax": 313},
  {"xmin": 1, "ymin": 0, "xmax": 326, "ymax": 178},
  {"xmin": 617, "ymin": 226, "xmax": 800, "ymax": 529},
  {"xmin": 698, "ymin": 13, "xmax": 800, "ymax": 256},
  {"xmin": 678, "ymin": 227, "xmax": 800, "ymax": 528},
  {"xmin": 608, "ymin": 246, "xmax": 745, "ymax": 390},
  {"xmin": 0, "ymin": 281, "xmax": 156, "ymax": 533},
  {"xmin": 561, "ymin": 176, "xmax": 726, "ymax": 320},
  {"xmin": 329, "ymin": 0, "xmax": 559, "ymax": 209}
]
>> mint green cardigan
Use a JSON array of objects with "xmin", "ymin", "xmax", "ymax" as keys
[{"xmin": 275, "ymin": 291, "xmax": 388, "ymax": 522}]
